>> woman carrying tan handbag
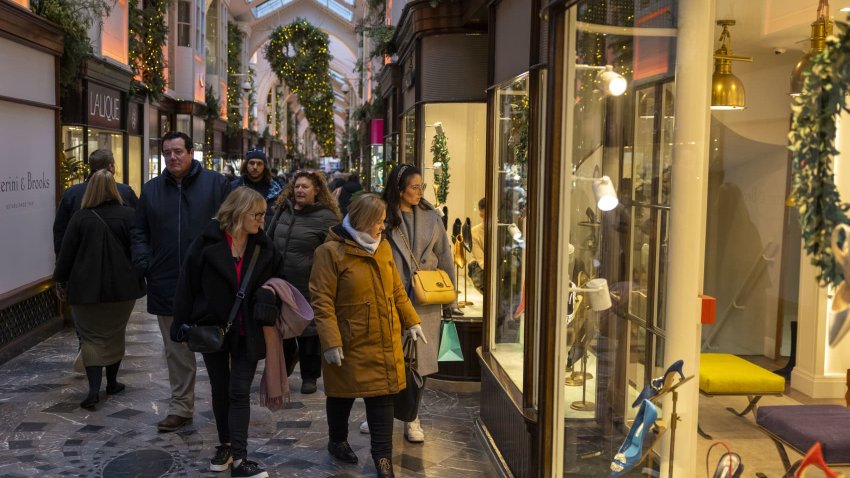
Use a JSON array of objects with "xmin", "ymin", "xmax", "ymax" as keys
[{"xmin": 378, "ymin": 163, "xmax": 460, "ymax": 443}]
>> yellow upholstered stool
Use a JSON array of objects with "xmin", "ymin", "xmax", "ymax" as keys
[{"xmin": 698, "ymin": 353, "xmax": 785, "ymax": 439}]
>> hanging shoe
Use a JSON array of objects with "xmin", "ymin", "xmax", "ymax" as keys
[
  {"xmin": 442, "ymin": 207, "xmax": 449, "ymax": 230},
  {"xmin": 794, "ymin": 442, "xmax": 843, "ymax": 478},
  {"xmin": 462, "ymin": 218, "xmax": 473, "ymax": 252},
  {"xmin": 631, "ymin": 359, "xmax": 686, "ymax": 408},
  {"xmin": 452, "ymin": 218, "xmax": 462, "ymax": 238},
  {"xmin": 610, "ymin": 399, "xmax": 663, "ymax": 477}
]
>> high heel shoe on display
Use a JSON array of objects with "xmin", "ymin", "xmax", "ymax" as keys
[
  {"xmin": 631, "ymin": 359, "xmax": 686, "ymax": 408},
  {"xmin": 705, "ymin": 441, "xmax": 743, "ymax": 478},
  {"xmin": 610, "ymin": 399, "xmax": 663, "ymax": 477},
  {"xmin": 828, "ymin": 282, "xmax": 850, "ymax": 347},
  {"xmin": 794, "ymin": 442, "xmax": 844, "ymax": 478}
]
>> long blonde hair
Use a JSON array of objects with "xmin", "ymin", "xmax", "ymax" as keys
[
  {"xmin": 276, "ymin": 170, "xmax": 341, "ymax": 219},
  {"xmin": 216, "ymin": 187, "xmax": 266, "ymax": 235},
  {"xmin": 81, "ymin": 170, "xmax": 123, "ymax": 209}
]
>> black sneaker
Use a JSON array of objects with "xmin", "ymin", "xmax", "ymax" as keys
[
  {"xmin": 301, "ymin": 379, "xmax": 317, "ymax": 394},
  {"xmin": 209, "ymin": 444, "xmax": 232, "ymax": 472},
  {"xmin": 231, "ymin": 459, "xmax": 268, "ymax": 478},
  {"xmin": 328, "ymin": 440, "xmax": 358, "ymax": 464}
]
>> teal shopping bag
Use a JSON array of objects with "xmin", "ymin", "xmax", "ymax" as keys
[{"xmin": 437, "ymin": 319, "xmax": 464, "ymax": 362}]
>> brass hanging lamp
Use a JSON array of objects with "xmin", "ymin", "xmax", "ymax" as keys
[
  {"xmin": 711, "ymin": 20, "xmax": 753, "ymax": 111},
  {"xmin": 790, "ymin": 0, "xmax": 832, "ymax": 97}
]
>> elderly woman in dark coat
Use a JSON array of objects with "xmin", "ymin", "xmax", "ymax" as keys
[
  {"xmin": 172, "ymin": 187, "xmax": 284, "ymax": 478},
  {"xmin": 269, "ymin": 170, "xmax": 341, "ymax": 394},
  {"xmin": 381, "ymin": 164, "xmax": 458, "ymax": 443},
  {"xmin": 54, "ymin": 170, "xmax": 146, "ymax": 410}
]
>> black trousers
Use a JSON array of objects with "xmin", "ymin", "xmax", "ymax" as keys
[
  {"xmin": 283, "ymin": 335, "xmax": 322, "ymax": 380},
  {"xmin": 326, "ymin": 395, "xmax": 394, "ymax": 460},
  {"xmin": 203, "ymin": 339, "xmax": 258, "ymax": 461}
]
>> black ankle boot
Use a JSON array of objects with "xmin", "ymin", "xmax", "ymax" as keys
[
  {"xmin": 374, "ymin": 457, "xmax": 394, "ymax": 478},
  {"xmin": 328, "ymin": 440, "xmax": 358, "ymax": 464},
  {"xmin": 82, "ymin": 365, "xmax": 102, "ymax": 409}
]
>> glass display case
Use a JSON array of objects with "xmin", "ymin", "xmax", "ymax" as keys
[
  {"xmin": 402, "ymin": 110, "xmax": 416, "ymax": 165},
  {"xmin": 489, "ymin": 74, "xmax": 531, "ymax": 392}
]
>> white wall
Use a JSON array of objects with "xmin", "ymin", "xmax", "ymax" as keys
[
  {"xmin": 421, "ymin": 103, "xmax": 487, "ymax": 230},
  {"xmin": 702, "ymin": 51, "xmax": 796, "ymax": 355}
]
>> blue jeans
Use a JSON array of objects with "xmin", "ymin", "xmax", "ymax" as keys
[{"xmin": 203, "ymin": 338, "xmax": 258, "ymax": 461}]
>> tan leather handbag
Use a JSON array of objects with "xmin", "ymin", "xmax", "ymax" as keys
[{"xmin": 398, "ymin": 230, "xmax": 456, "ymax": 305}]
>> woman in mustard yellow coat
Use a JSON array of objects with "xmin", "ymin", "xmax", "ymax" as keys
[{"xmin": 309, "ymin": 194, "xmax": 424, "ymax": 478}]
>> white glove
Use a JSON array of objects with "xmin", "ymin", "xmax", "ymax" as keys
[
  {"xmin": 406, "ymin": 324, "xmax": 428, "ymax": 344},
  {"xmin": 324, "ymin": 347, "xmax": 344, "ymax": 366}
]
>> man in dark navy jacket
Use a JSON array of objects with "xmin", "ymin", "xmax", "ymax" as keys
[
  {"xmin": 53, "ymin": 149, "xmax": 138, "ymax": 255},
  {"xmin": 131, "ymin": 131, "xmax": 231, "ymax": 432}
]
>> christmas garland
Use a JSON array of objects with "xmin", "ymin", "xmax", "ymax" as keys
[
  {"xmin": 128, "ymin": 0, "xmax": 168, "ymax": 99},
  {"xmin": 265, "ymin": 19, "xmax": 335, "ymax": 155},
  {"xmin": 431, "ymin": 129, "xmax": 450, "ymax": 204},
  {"xmin": 227, "ymin": 22, "xmax": 244, "ymax": 135},
  {"xmin": 789, "ymin": 20, "xmax": 850, "ymax": 286}
]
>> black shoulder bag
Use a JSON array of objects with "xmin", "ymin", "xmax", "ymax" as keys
[
  {"xmin": 393, "ymin": 336, "xmax": 425, "ymax": 421},
  {"xmin": 182, "ymin": 246, "xmax": 261, "ymax": 353}
]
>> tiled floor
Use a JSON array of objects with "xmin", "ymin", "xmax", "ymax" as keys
[{"xmin": 0, "ymin": 299, "xmax": 498, "ymax": 477}]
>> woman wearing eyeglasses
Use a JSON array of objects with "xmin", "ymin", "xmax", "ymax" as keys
[
  {"xmin": 379, "ymin": 163, "xmax": 458, "ymax": 443},
  {"xmin": 269, "ymin": 170, "xmax": 341, "ymax": 394},
  {"xmin": 172, "ymin": 187, "xmax": 285, "ymax": 478}
]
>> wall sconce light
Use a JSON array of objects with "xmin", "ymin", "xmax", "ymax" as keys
[
  {"xmin": 567, "ymin": 278, "xmax": 612, "ymax": 311},
  {"xmin": 711, "ymin": 20, "xmax": 752, "ymax": 110},
  {"xmin": 790, "ymin": 1, "xmax": 831, "ymax": 97},
  {"xmin": 573, "ymin": 175, "xmax": 619, "ymax": 211},
  {"xmin": 576, "ymin": 64, "xmax": 628, "ymax": 96}
]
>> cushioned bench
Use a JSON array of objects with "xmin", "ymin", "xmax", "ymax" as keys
[
  {"xmin": 757, "ymin": 405, "xmax": 850, "ymax": 470},
  {"xmin": 698, "ymin": 353, "xmax": 785, "ymax": 439}
]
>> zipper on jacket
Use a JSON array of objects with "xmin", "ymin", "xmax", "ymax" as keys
[
  {"xmin": 365, "ymin": 301, "xmax": 371, "ymax": 336},
  {"xmin": 177, "ymin": 183, "xmax": 183, "ymax": 267}
]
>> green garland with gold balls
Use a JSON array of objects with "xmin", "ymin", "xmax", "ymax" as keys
[
  {"xmin": 227, "ymin": 22, "xmax": 244, "ymax": 135},
  {"xmin": 265, "ymin": 19, "xmax": 335, "ymax": 155},
  {"xmin": 431, "ymin": 129, "xmax": 450, "ymax": 205},
  {"xmin": 789, "ymin": 20, "xmax": 850, "ymax": 286}
]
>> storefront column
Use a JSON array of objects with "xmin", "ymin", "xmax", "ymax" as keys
[
  {"xmin": 661, "ymin": 1, "xmax": 715, "ymax": 476},
  {"xmin": 792, "ymin": 112, "xmax": 850, "ymax": 398}
]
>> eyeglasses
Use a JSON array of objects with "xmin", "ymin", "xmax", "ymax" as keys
[
  {"xmin": 248, "ymin": 211, "xmax": 265, "ymax": 221},
  {"xmin": 407, "ymin": 183, "xmax": 427, "ymax": 192}
]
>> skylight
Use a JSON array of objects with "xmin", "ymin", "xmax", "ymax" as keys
[
  {"xmin": 253, "ymin": 0, "xmax": 294, "ymax": 18},
  {"xmin": 252, "ymin": 0, "xmax": 353, "ymax": 21}
]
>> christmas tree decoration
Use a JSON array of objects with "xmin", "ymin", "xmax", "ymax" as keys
[{"xmin": 431, "ymin": 128, "xmax": 450, "ymax": 205}]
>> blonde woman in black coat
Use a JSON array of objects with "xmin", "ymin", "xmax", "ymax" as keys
[
  {"xmin": 54, "ymin": 170, "xmax": 146, "ymax": 410},
  {"xmin": 173, "ymin": 187, "xmax": 284, "ymax": 478}
]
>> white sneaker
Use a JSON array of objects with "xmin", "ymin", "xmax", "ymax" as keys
[
  {"xmin": 359, "ymin": 420, "xmax": 370, "ymax": 434},
  {"xmin": 404, "ymin": 417, "xmax": 424, "ymax": 443}
]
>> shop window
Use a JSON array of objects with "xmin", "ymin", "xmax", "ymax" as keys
[
  {"xmin": 205, "ymin": 0, "xmax": 218, "ymax": 74},
  {"xmin": 149, "ymin": 140, "xmax": 161, "ymax": 179},
  {"xmin": 88, "ymin": 128, "xmax": 125, "ymax": 184},
  {"xmin": 129, "ymin": 136, "xmax": 142, "ymax": 195},
  {"xmin": 62, "ymin": 126, "xmax": 85, "ymax": 187},
  {"xmin": 490, "ymin": 74, "xmax": 530, "ymax": 391},
  {"xmin": 401, "ymin": 110, "xmax": 415, "ymax": 165},
  {"xmin": 195, "ymin": 0, "xmax": 204, "ymax": 53},
  {"xmin": 177, "ymin": 0, "xmax": 191, "ymax": 48},
  {"xmin": 101, "ymin": 0, "xmax": 128, "ymax": 64}
]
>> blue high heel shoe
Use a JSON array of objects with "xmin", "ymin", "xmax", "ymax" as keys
[
  {"xmin": 631, "ymin": 359, "xmax": 685, "ymax": 408},
  {"xmin": 610, "ymin": 399, "xmax": 662, "ymax": 477}
]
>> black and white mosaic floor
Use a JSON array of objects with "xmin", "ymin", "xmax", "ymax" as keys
[{"xmin": 0, "ymin": 300, "xmax": 497, "ymax": 477}]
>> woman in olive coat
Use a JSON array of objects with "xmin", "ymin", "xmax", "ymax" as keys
[{"xmin": 310, "ymin": 194, "xmax": 424, "ymax": 478}]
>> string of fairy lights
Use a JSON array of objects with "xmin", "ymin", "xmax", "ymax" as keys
[
  {"xmin": 128, "ymin": 0, "xmax": 168, "ymax": 99},
  {"xmin": 265, "ymin": 18, "xmax": 335, "ymax": 156},
  {"xmin": 227, "ymin": 22, "xmax": 244, "ymax": 134}
]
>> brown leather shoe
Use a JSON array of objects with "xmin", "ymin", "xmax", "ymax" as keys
[{"xmin": 157, "ymin": 414, "xmax": 192, "ymax": 432}]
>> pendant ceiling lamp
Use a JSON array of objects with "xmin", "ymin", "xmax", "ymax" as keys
[
  {"xmin": 790, "ymin": 0, "xmax": 832, "ymax": 97},
  {"xmin": 711, "ymin": 20, "xmax": 753, "ymax": 111}
]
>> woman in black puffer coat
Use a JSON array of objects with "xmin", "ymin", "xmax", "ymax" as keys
[{"xmin": 269, "ymin": 170, "xmax": 341, "ymax": 394}]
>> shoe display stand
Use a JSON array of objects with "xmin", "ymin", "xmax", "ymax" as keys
[{"xmin": 649, "ymin": 375, "xmax": 694, "ymax": 478}]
